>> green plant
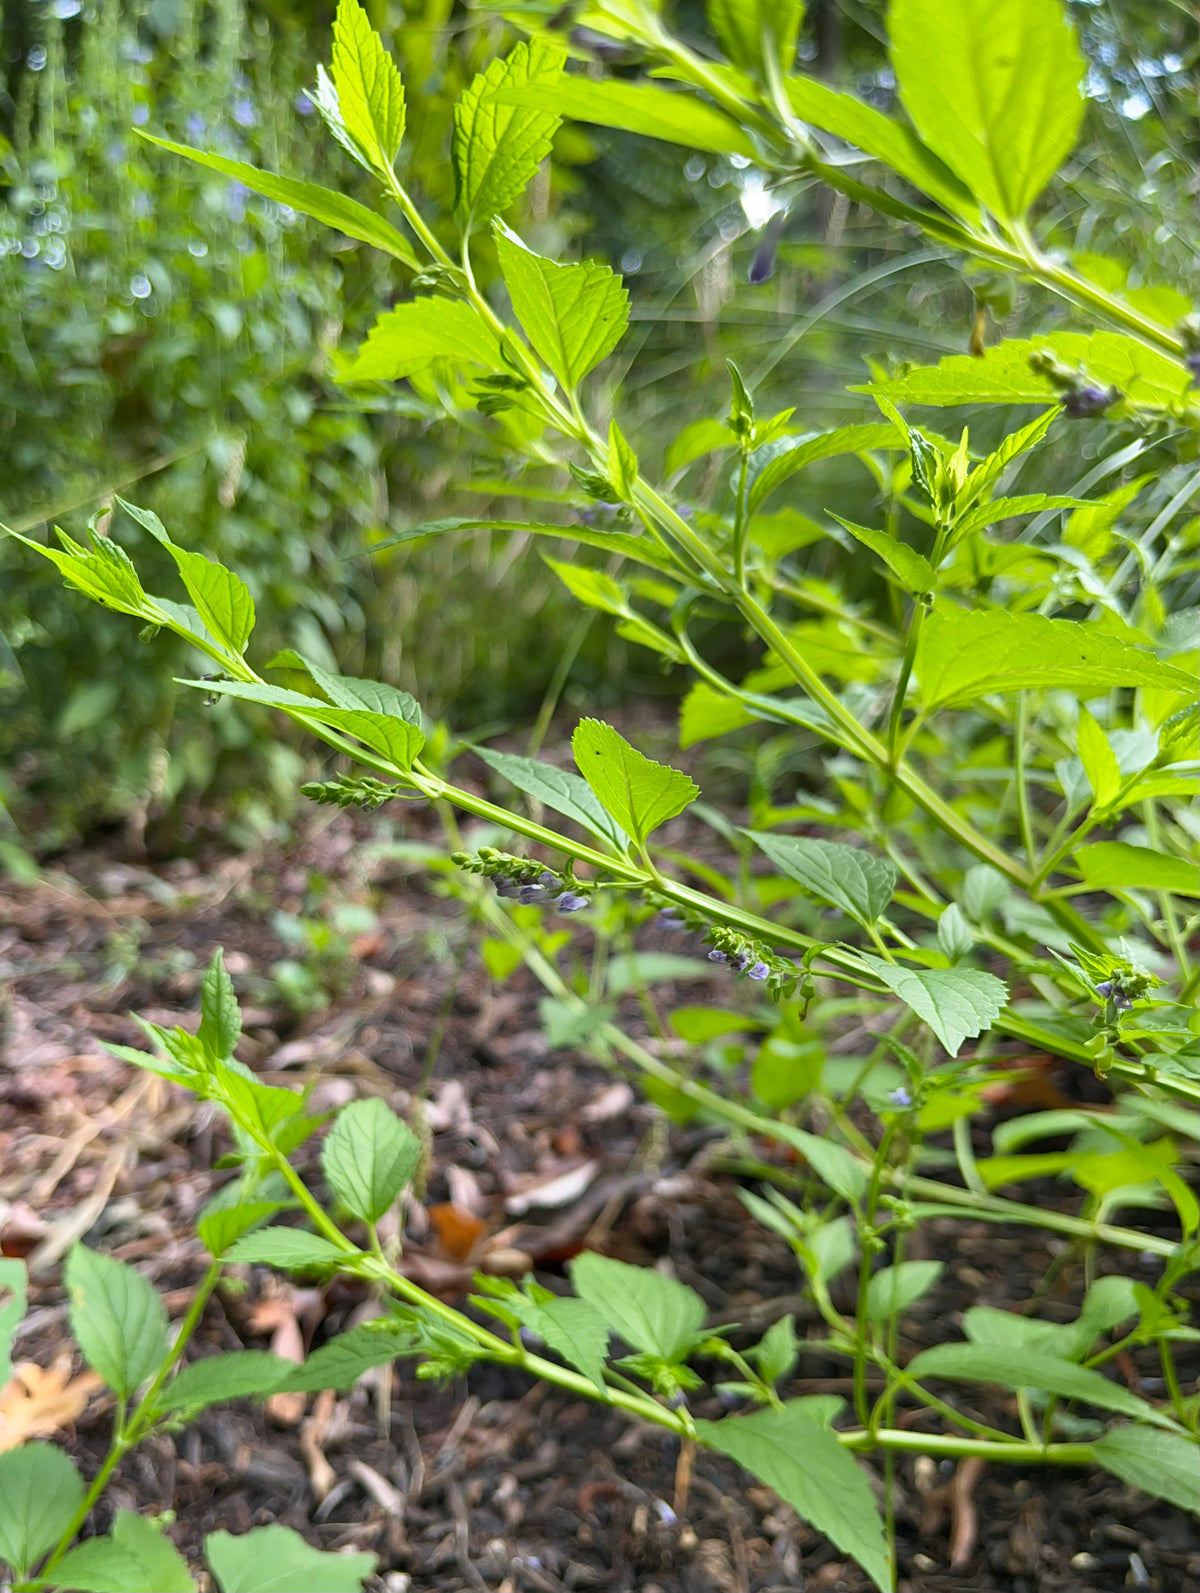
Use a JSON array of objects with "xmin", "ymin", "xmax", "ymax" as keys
[{"xmin": 4, "ymin": 0, "xmax": 1197, "ymax": 1585}]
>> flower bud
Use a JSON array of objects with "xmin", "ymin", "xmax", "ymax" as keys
[
  {"xmin": 707, "ymin": 948, "xmax": 728, "ymax": 963},
  {"xmin": 747, "ymin": 961, "xmax": 770, "ymax": 981},
  {"xmin": 556, "ymin": 891, "xmax": 589, "ymax": 913},
  {"xmin": 1062, "ymin": 384, "xmax": 1120, "ymax": 419}
]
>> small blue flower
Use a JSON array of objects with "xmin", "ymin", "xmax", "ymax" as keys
[
  {"xmin": 556, "ymin": 892, "xmax": 589, "ymax": 913},
  {"xmin": 888, "ymin": 1086, "xmax": 913, "ymax": 1108},
  {"xmin": 232, "ymin": 97, "xmax": 257, "ymax": 128},
  {"xmin": 655, "ymin": 909, "xmax": 685, "ymax": 930},
  {"xmin": 707, "ymin": 948, "xmax": 728, "ymax": 963},
  {"xmin": 494, "ymin": 878, "xmax": 521, "ymax": 899},
  {"xmin": 132, "ymin": 103, "xmax": 150, "ymax": 126},
  {"xmin": 518, "ymin": 884, "xmax": 548, "ymax": 905},
  {"xmin": 187, "ymin": 113, "xmax": 206, "ymax": 137},
  {"xmin": 295, "ymin": 90, "xmax": 315, "ymax": 116},
  {"xmin": 729, "ymin": 952, "xmax": 749, "ymax": 973},
  {"xmin": 538, "ymin": 871, "xmax": 563, "ymax": 896},
  {"xmin": 1063, "ymin": 384, "xmax": 1119, "ymax": 419},
  {"xmin": 1095, "ymin": 980, "xmax": 1113, "ymax": 998},
  {"xmin": 747, "ymin": 961, "xmax": 770, "ymax": 981}
]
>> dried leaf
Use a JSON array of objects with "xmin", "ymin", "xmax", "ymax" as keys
[{"xmin": 0, "ymin": 1358, "xmax": 103, "ymax": 1452}]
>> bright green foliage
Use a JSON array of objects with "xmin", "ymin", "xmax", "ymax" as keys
[
  {"xmin": 855, "ymin": 958, "xmax": 1008, "ymax": 1058},
  {"xmin": 904, "ymin": 1343, "xmax": 1174, "ymax": 1427},
  {"xmin": 572, "ymin": 720, "xmax": 698, "ymax": 847},
  {"xmin": 1074, "ymin": 843, "xmax": 1199, "ymax": 896},
  {"xmin": 474, "ymin": 746, "xmax": 628, "ymax": 849},
  {"xmin": 889, "ymin": 0, "xmax": 1085, "ymax": 219},
  {"xmin": 0, "ymin": 1443, "xmax": 85, "ymax": 1579},
  {"xmin": 198, "ymin": 950, "xmax": 243, "ymax": 1064},
  {"xmin": 525, "ymin": 1296, "xmax": 611, "ymax": 1393},
  {"xmin": 322, "ymin": 0, "xmax": 406, "ymax": 178},
  {"xmin": 206, "ymin": 1525, "xmax": 376, "ymax": 1593},
  {"xmin": 707, "ymin": 0, "xmax": 804, "ymax": 79},
  {"xmin": 274, "ymin": 1322, "xmax": 419, "ymax": 1393},
  {"xmin": 491, "ymin": 77, "xmax": 756, "ymax": 156},
  {"xmin": 569, "ymin": 1252, "xmax": 706, "ymax": 1361},
  {"xmin": 454, "ymin": 39, "xmax": 565, "ymax": 233},
  {"xmin": 65, "ymin": 1244, "xmax": 169, "ymax": 1399},
  {"xmin": 543, "ymin": 558, "xmax": 679, "ymax": 659},
  {"xmin": 866, "ymin": 1261, "xmax": 944, "ymax": 1323},
  {"xmin": 829, "ymin": 516, "xmax": 936, "ymax": 593},
  {"xmin": 748, "ymin": 425, "xmax": 901, "ymax": 515},
  {"xmin": 52, "ymin": 1510, "xmax": 197, "ymax": 1593},
  {"xmin": 223, "ymin": 1229, "xmax": 348, "ymax": 1270},
  {"xmin": 494, "ymin": 225, "xmax": 630, "ymax": 388},
  {"xmin": 745, "ymin": 833, "xmax": 896, "ymax": 927},
  {"xmin": 321, "ymin": 1097, "xmax": 421, "ymax": 1224},
  {"xmin": 159, "ymin": 1352, "xmax": 295, "ymax": 1415},
  {"xmin": 345, "ymin": 298, "xmax": 502, "ymax": 381},
  {"xmin": 696, "ymin": 1404, "xmax": 893, "ymax": 1593},
  {"xmin": 116, "ymin": 499, "xmax": 255, "ymax": 654}
]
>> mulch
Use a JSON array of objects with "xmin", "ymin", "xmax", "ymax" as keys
[{"xmin": 1, "ymin": 806, "xmax": 1197, "ymax": 1593}]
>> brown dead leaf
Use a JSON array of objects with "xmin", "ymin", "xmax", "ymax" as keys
[
  {"xmin": 428, "ymin": 1203, "xmax": 488, "ymax": 1263},
  {"xmin": 0, "ymin": 1357, "xmax": 103, "ymax": 1452}
]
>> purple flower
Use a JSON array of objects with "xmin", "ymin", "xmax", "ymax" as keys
[
  {"xmin": 1063, "ymin": 384, "xmax": 1119, "ymax": 419},
  {"xmin": 132, "ymin": 103, "xmax": 150, "ymax": 126},
  {"xmin": 518, "ymin": 884, "xmax": 548, "ymax": 905},
  {"xmin": 888, "ymin": 1086, "xmax": 913, "ymax": 1108},
  {"xmin": 295, "ymin": 90, "xmax": 315, "ymax": 116},
  {"xmin": 538, "ymin": 871, "xmax": 563, "ymax": 896},
  {"xmin": 1095, "ymin": 980, "xmax": 1113, "ymax": 998},
  {"xmin": 1114, "ymin": 993, "xmax": 1134, "ymax": 1010},
  {"xmin": 747, "ymin": 961, "xmax": 770, "ymax": 981},
  {"xmin": 556, "ymin": 892, "xmax": 589, "ymax": 913},
  {"xmin": 729, "ymin": 952, "xmax": 750, "ymax": 973},
  {"xmin": 232, "ymin": 97, "xmax": 257, "ymax": 128},
  {"xmin": 707, "ymin": 949, "xmax": 728, "ymax": 963},
  {"xmin": 655, "ymin": 909, "xmax": 685, "ymax": 930},
  {"xmin": 494, "ymin": 878, "xmax": 521, "ymax": 899},
  {"xmin": 1185, "ymin": 350, "xmax": 1200, "ymax": 387},
  {"xmin": 187, "ymin": 113, "xmax": 206, "ymax": 137}
]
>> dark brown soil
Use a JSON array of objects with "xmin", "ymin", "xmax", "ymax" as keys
[{"xmin": 2, "ymin": 808, "xmax": 1197, "ymax": 1593}]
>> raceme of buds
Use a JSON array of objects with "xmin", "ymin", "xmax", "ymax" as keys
[
  {"xmin": 704, "ymin": 929, "xmax": 797, "ymax": 995},
  {"xmin": 1027, "ymin": 350, "xmax": 1121, "ymax": 419},
  {"xmin": 452, "ymin": 850, "xmax": 593, "ymax": 912},
  {"xmin": 1062, "ymin": 383, "xmax": 1121, "ymax": 420}
]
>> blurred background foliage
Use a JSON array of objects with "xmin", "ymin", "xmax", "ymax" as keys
[{"xmin": 1, "ymin": 0, "xmax": 1195, "ymax": 853}]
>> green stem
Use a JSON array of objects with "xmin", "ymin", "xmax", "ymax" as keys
[
  {"xmin": 1012, "ymin": 693, "xmax": 1039, "ymax": 873},
  {"xmin": 887, "ymin": 597, "xmax": 927, "ymax": 765}
]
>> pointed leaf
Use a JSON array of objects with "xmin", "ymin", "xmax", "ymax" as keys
[
  {"xmin": 4, "ymin": 527, "xmax": 151, "ymax": 621},
  {"xmin": 198, "ymin": 949, "xmax": 241, "ymax": 1063},
  {"xmin": 159, "ymin": 1352, "xmax": 294, "ymax": 1414},
  {"xmin": 116, "ymin": 498, "xmax": 254, "ymax": 654},
  {"xmin": 745, "ymin": 832, "xmax": 896, "ymax": 927},
  {"xmin": 890, "ymin": 0, "xmax": 1085, "ymax": 219},
  {"xmin": 527, "ymin": 1296, "xmax": 609, "ymax": 1392},
  {"xmin": 569, "ymin": 1253, "xmax": 705, "ymax": 1360},
  {"xmin": 223, "ymin": 1230, "xmax": 349, "ymax": 1271},
  {"xmin": 65, "ymin": 1245, "xmax": 169, "ymax": 1399},
  {"xmin": 330, "ymin": 0, "xmax": 405, "ymax": 174},
  {"xmin": 829, "ymin": 516, "xmax": 935, "ymax": 592},
  {"xmin": 177, "ymin": 678, "xmax": 425, "ymax": 771},
  {"xmin": 0, "ymin": 1443, "xmax": 85, "ymax": 1579},
  {"xmin": 1092, "ymin": 1426, "xmax": 1200, "ymax": 1514},
  {"xmin": 772, "ymin": 1126, "xmax": 869, "ymax": 1204},
  {"xmin": 855, "ymin": 957, "xmax": 1007, "ymax": 1057},
  {"xmin": 474, "ymin": 745, "xmax": 628, "ymax": 849},
  {"xmin": 1073, "ymin": 843, "xmax": 1199, "ymax": 897},
  {"xmin": 572, "ymin": 719, "xmax": 697, "ymax": 846},
  {"xmin": 52, "ymin": 1510, "xmax": 196, "ymax": 1593},
  {"xmin": 321, "ymin": 1097, "xmax": 421, "ymax": 1224},
  {"xmin": 273, "ymin": 1322, "xmax": 418, "ymax": 1393},
  {"xmin": 344, "ymin": 299, "xmax": 502, "ymax": 382},
  {"xmin": 454, "ymin": 39, "xmax": 565, "ymax": 232},
  {"xmin": 206, "ymin": 1524, "xmax": 376, "ymax": 1593},
  {"xmin": 905, "ymin": 1343, "xmax": 1174, "ymax": 1427},
  {"xmin": 135, "ymin": 135, "xmax": 417, "ymax": 265},
  {"xmin": 268, "ymin": 652, "xmax": 422, "ymax": 727},
  {"xmin": 491, "ymin": 77, "xmax": 756, "ymax": 157},
  {"xmin": 748, "ymin": 424, "xmax": 900, "ymax": 515},
  {"xmin": 695, "ymin": 1404, "xmax": 891, "ymax": 1593},
  {"xmin": 495, "ymin": 224, "xmax": 629, "ymax": 389},
  {"xmin": 197, "ymin": 1202, "xmax": 289, "ymax": 1258},
  {"xmin": 866, "ymin": 1260, "xmax": 943, "ymax": 1323}
]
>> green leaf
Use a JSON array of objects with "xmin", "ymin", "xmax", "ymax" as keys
[
  {"xmin": 53, "ymin": 1510, "xmax": 196, "ymax": 1593},
  {"xmin": 0, "ymin": 1444, "xmax": 85, "ymax": 1580},
  {"xmin": 364, "ymin": 516, "xmax": 677, "ymax": 577},
  {"xmin": 159, "ymin": 1351, "xmax": 294, "ymax": 1414},
  {"xmin": 748, "ymin": 424, "xmax": 900, "ymax": 515},
  {"xmin": 607, "ymin": 419, "xmax": 638, "ymax": 499},
  {"xmin": 4, "ymin": 526, "xmax": 152, "ymax": 621},
  {"xmin": 774, "ymin": 1126, "xmax": 869, "ymax": 1205},
  {"xmin": 117, "ymin": 498, "xmax": 254, "ymax": 654},
  {"xmin": 321, "ymin": 1097, "xmax": 421, "ymax": 1224},
  {"xmin": 329, "ymin": 0, "xmax": 405, "ymax": 175},
  {"xmin": 135, "ymin": 135, "xmax": 418, "ymax": 266},
  {"xmin": 665, "ymin": 418, "xmax": 736, "ymax": 476},
  {"xmin": 344, "ymin": 299, "xmax": 502, "ymax": 382},
  {"xmin": 1092, "ymin": 1426, "xmax": 1200, "ymax": 1514},
  {"xmin": 855, "ymin": 956, "xmax": 1007, "ymax": 1057},
  {"xmin": 526, "ymin": 1296, "xmax": 610, "ymax": 1392},
  {"xmin": 474, "ymin": 745, "xmax": 627, "ymax": 849},
  {"xmin": 196, "ymin": 1202, "xmax": 288, "ymax": 1258},
  {"xmin": 916, "ymin": 609, "xmax": 1195, "ymax": 710},
  {"xmin": 853, "ymin": 333, "xmax": 1190, "ymax": 410},
  {"xmin": 708, "ymin": 0, "xmax": 804, "ymax": 79},
  {"xmin": 454, "ymin": 39, "xmax": 565, "ymax": 232},
  {"xmin": 695, "ymin": 1404, "xmax": 891, "ymax": 1593},
  {"xmin": 198, "ymin": 949, "xmax": 241, "ymax": 1063},
  {"xmin": 223, "ymin": 1229, "xmax": 349, "ymax": 1271},
  {"xmin": 0, "ymin": 1258, "xmax": 27, "ymax": 1389},
  {"xmin": 904, "ymin": 1342, "xmax": 1174, "ymax": 1427},
  {"xmin": 753, "ymin": 1314, "xmax": 800, "ymax": 1385},
  {"xmin": 494, "ymin": 224, "xmax": 629, "ymax": 389},
  {"xmin": 273, "ymin": 1321, "xmax": 418, "ymax": 1393},
  {"xmin": 569, "ymin": 1252, "xmax": 706, "ymax": 1360},
  {"xmin": 178, "ymin": 678, "xmax": 425, "ymax": 771},
  {"xmin": 745, "ymin": 832, "xmax": 896, "ymax": 927},
  {"xmin": 206, "ymin": 1524, "xmax": 376, "ymax": 1593},
  {"xmin": 866, "ymin": 1260, "xmax": 943, "ymax": 1323},
  {"xmin": 572, "ymin": 719, "xmax": 698, "ymax": 847},
  {"xmin": 752, "ymin": 1037, "xmax": 823, "ymax": 1111},
  {"xmin": 889, "ymin": 0, "xmax": 1085, "ymax": 219},
  {"xmin": 65, "ymin": 1244, "xmax": 169, "ymax": 1398},
  {"xmin": 828, "ymin": 516, "xmax": 936, "ymax": 593},
  {"xmin": 951, "ymin": 493, "xmax": 1094, "ymax": 540},
  {"xmin": 785, "ymin": 75, "xmax": 974, "ymax": 215},
  {"xmin": 1075, "ymin": 707, "xmax": 1123, "ymax": 810},
  {"xmin": 269, "ymin": 651, "xmax": 422, "ymax": 727},
  {"xmin": 1073, "ymin": 843, "xmax": 1198, "ymax": 897},
  {"xmin": 543, "ymin": 557, "xmax": 679, "ymax": 659},
  {"xmin": 678, "ymin": 682, "xmax": 757, "ymax": 748},
  {"xmin": 491, "ymin": 78, "xmax": 756, "ymax": 158}
]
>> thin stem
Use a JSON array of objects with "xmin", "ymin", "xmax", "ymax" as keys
[
  {"xmin": 1012, "ymin": 693, "xmax": 1039, "ymax": 873},
  {"xmin": 887, "ymin": 597, "xmax": 927, "ymax": 765}
]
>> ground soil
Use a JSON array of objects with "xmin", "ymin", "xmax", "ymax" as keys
[{"xmin": 2, "ymin": 806, "xmax": 1197, "ymax": 1593}]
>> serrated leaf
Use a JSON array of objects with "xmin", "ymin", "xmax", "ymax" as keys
[
  {"xmin": 745, "ymin": 832, "xmax": 896, "ymax": 927},
  {"xmin": 695, "ymin": 1404, "xmax": 891, "ymax": 1592},
  {"xmin": 569, "ymin": 1252, "xmax": 706, "ymax": 1360},
  {"xmin": 543, "ymin": 557, "xmax": 679, "ymax": 659},
  {"xmin": 321, "ymin": 1097, "xmax": 421, "ymax": 1224},
  {"xmin": 527, "ymin": 1296, "xmax": 609, "ymax": 1392},
  {"xmin": 344, "ymin": 299, "xmax": 502, "ymax": 382},
  {"xmin": 0, "ymin": 1259, "xmax": 27, "ymax": 1390},
  {"xmin": 748, "ymin": 424, "xmax": 900, "ymax": 515},
  {"xmin": 904, "ymin": 1342, "xmax": 1173, "ymax": 1427},
  {"xmin": 65, "ymin": 1244, "xmax": 169, "ymax": 1399},
  {"xmin": 474, "ymin": 745, "xmax": 627, "ymax": 849},
  {"xmin": 754, "ymin": 1314, "xmax": 799, "ymax": 1385},
  {"xmin": 135, "ymin": 135, "xmax": 418, "ymax": 265},
  {"xmin": 159, "ymin": 1351, "xmax": 294, "ymax": 1414},
  {"xmin": 117, "ymin": 498, "xmax": 254, "ymax": 654},
  {"xmin": 269, "ymin": 650, "xmax": 422, "ymax": 727},
  {"xmin": 197, "ymin": 1202, "xmax": 288, "ymax": 1258},
  {"xmin": 785, "ymin": 75, "xmax": 974, "ymax": 215},
  {"xmin": 951, "ymin": 493, "xmax": 1094, "ymax": 540},
  {"xmin": 330, "ymin": 0, "xmax": 405, "ymax": 175},
  {"xmin": 828, "ymin": 514, "xmax": 936, "ymax": 592},
  {"xmin": 1092, "ymin": 1426, "xmax": 1200, "ymax": 1514},
  {"xmin": 1072, "ymin": 842, "xmax": 1198, "ymax": 896},
  {"xmin": 53, "ymin": 1510, "xmax": 196, "ymax": 1593},
  {"xmin": 178, "ymin": 678, "xmax": 425, "ymax": 771},
  {"xmin": 206, "ymin": 1524, "xmax": 376, "ymax": 1593},
  {"xmin": 223, "ymin": 1230, "xmax": 349, "ymax": 1271},
  {"xmin": 866, "ymin": 1260, "xmax": 943, "ymax": 1323},
  {"xmin": 572, "ymin": 719, "xmax": 697, "ymax": 847},
  {"xmin": 708, "ymin": 0, "xmax": 803, "ymax": 79},
  {"xmin": 495, "ymin": 224, "xmax": 629, "ymax": 389},
  {"xmin": 491, "ymin": 77, "xmax": 756, "ymax": 157},
  {"xmin": 916, "ymin": 609, "xmax": 1195, "ymax": 710},
  {"xmin": 855, "ymin": 956, "xmax": 1006, "ymax": 1057},
  {"xmin": 454, "ymin": 39, "xmax": 565, "ymax": 232},
  {"xmin": 0, "ymin": 1443, "xmax": 85, "ymax": 1579},
  {"xmin": 4, "ymin": 526, "xmax": 152, "ymax": 621},
  {"xmin": 678, "ymin": 682, "xmax": 756, "ymax": 748},
  {"xmin": 273, "ymin": 1322, "xmax": 418, "ymax": 1393},
  {"xmin": 198, "ymin": 949, "xmax": 241, "ymax": 1063},
  {"xmin": 1076, "ymin": 707, "xmax": 1122, "ymax": 810},
  {"xmin": 853, "ymin": 333, "xmax": 1190, "ymax": 410},
  {"xmin": 890, "ymin": 0, "xmax": 1085, "ymax": 219}
]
